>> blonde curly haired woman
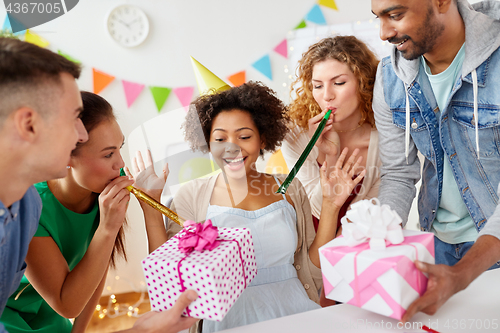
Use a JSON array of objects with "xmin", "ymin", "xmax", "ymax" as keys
[{"xmin": 282, "ymin": 36, "xmax": 381, "ymax": 306}]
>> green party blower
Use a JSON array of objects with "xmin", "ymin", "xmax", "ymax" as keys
[
  {"xmin": 120, "ymin": 168, "xmax": 184, "ymax": 226},
  {"xmin": 276, "ymin": 109, "xmax": 332, "ymax": 194}
]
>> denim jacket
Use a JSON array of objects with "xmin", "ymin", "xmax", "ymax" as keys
[
  {"xmin": 373, "ymin": 0, "xmax": 500, "ymax": 233},
  {"xmin": 0, "ymin": 186, "xmax": 41, "ymax": 332}
]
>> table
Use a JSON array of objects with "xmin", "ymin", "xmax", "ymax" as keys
[{"xmin": 220, "ymin": 268, "xmax": 500, "ymax": 332}]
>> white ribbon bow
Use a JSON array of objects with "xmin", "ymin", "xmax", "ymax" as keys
[{"xmin": 341, "ymin": 198, "xmax": 404, "ymax": 251}]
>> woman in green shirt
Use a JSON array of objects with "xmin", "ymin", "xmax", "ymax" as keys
[{"xmin": 1, "ymin": 91, "xmax": 133, "ymax": 333}]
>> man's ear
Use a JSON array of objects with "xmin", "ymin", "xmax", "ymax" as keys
[
  {"xmin": 13, "ymin": 107, "xmax": 40, "ymax": 142},
  {"xmin": 436, "ymin": 0, "xmax": 454, "ymax": 14}
]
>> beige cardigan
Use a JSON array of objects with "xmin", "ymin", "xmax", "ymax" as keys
[
  {"xmin": 166, "ymin": 173, "xmax": 323, "ymax": 304},
  {"xmin": 282, "ymin": 128, "xmax": 381, "ymax": 219}
]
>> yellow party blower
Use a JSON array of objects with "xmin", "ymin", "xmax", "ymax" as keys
[{"xmin": 120, "ymin": 168, "xmax": 184, "ymax": 227}]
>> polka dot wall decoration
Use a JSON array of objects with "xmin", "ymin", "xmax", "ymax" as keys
[{"xmin": 142, "ymin": 226, "xmax": 257, "ymax": 321}]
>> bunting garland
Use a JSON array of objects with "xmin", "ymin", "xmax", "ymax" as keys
[
  {"xmin": 227, "ymin": 71, "xmax": 246, "ymax": 87},
  {"xmin": 294, "ymin": 20, "xmax": 307, "ymax": 30},
  {"xmin": 273, "ymin": 39, "xmax": 288, "ymax": 58},
  {"xmin": 58, "ymin": 50, "xmax": 81, "ymax": 64},
  {"xmin": 24, "ymin": 30, "xmax": 49, "ymax": 48},
  {"xmin": 173, "ymin": 87, "xmax": 195, "ymax": 111},
  {"xmin": 149, "ymin": 87, "xmax": 172, "ymax": 112},
  {"xmin": 93, "ymin": 68, "xmax": 115, "ymax": 94},
  {"xmin": 4, "ymin": 1, "xmax": 340, "ymax": 113},
  {"xmin": 90, "ymin": 66, "xmax": 193, "ymax": 111},
  {"xmin": 252, "ymin": 54, "xmax": 273, "ymax": 80},
  {"xmin": 122, "ymin": 80, "xmax": 145, "ymax": 108},
  {"xmin": 2, "ymin": 14, "xmax": 26, "ymax": 36},
  {"xmin": 305, "ymin": 4, "xmax": 327, "ymax": 25},
  {"xmin": 318, "ymin": 0, "xmax": 338, "ymax": 11},
  {"xmin": 1, "ymin": 16, "xmax": 9, "ymax": 30}
]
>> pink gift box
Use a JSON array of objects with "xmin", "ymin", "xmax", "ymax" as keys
[
  {"xmin": 319, "ymin": 230, "xmax": 435, "ymax": 320},
  {"xmin": 142, "ymin": 226, "xmax": 257, "ymax": 321}
]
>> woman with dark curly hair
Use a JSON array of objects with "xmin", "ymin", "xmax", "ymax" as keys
[
  {"xmin": 130, "ymin": 81, "xmax": 363, "ymax": 332},
  {"xmin": 283, "ymin": 35, "xmax": 381, "ymax": 235}
]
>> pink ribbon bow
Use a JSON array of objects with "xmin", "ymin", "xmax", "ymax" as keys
[{"xmin": 178, "ymin": 220, "xmax": 220, "ymax": 253}]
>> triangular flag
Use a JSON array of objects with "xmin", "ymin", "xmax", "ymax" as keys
[
  {"xmin": 2, "ymin": 15, "xmax": 9, "ymax": 30},
  {"xmin": 252, "ymin": 55, "xmax": 273, "ymax": 81},
  {"xmin": 305, "ymin": 5, "xmax": 327, "ymax": 25},
  {"xmin": 122, "ymin": 80, "xmax": 145, "ymax": 108},
  {"xmin": 190, "ymin": 57, "xmax": 230, "ymax": 95},
  {"xmin": 149, "ymin": 86, "xmax": 172, "ymax": 112},
  {"xmin": 273, "ymin": 39, "xmax": 288, "ymax": 58},
  {"xmin": 24, "ymin": 30, "xmax": 49, "ymax": 48},
  {"xmin": 58, "ymin": 50, "xmax": 80, "ymax": 64},
  {"xmin": 227, "ymin": 71, "xmax": 246, "ymax": 87},
  {"xmin": 3, "ymin": 14, "xmax": 26, "ymax": 35},
  {"xmin": 265, "ymin": 149, "xmax": 289, "ymax": 174},
  {"xmin": 173, "ymin": 86, "xmax": 194, "ymax": 110},
  {"xmin": 294, "ymin": 20, "xmax": 307, "ymax": 30},
  {"xmin": 318, "ymin": 0, "xmax": 338, "ymax": 11},
  {"xmin": 92, "ymin": 68, "xmax": 115, "ymax": 94}
]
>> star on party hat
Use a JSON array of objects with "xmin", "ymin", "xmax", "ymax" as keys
[{"xmin": 190, "ymin": 56, "xmax": 230, "ymax": 95}]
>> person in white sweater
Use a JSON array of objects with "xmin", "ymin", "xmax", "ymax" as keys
[{"xmin": 282, "ymin": 35, "xmax": 381, "ymax": 307}]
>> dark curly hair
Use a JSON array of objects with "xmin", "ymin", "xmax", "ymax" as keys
[
  {"xmin": 183, "ymin": 81, "xmax": 289, "ymax": 156},
  {"xmin": 289, "ymin": 35, "xmax": 379, "ymax": 130}
]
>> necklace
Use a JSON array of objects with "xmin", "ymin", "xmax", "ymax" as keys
[{"xmin": 336, "ymin": 116, "xmax": 366, "ymax": 133}]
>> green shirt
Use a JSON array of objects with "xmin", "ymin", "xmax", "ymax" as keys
[{"xmin": 0, "ymin": 182, "xmax": 99, "ymax": 333}]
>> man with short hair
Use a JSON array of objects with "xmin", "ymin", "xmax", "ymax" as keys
[
  {"xmin": 371, "ymin": 0, "xmax": 500, "ymax": 321},
  {"xmin": 0, "ymin": 38, "xmax": 87, "ymax": 329},
  {"xmin": 0, "ymin": 37, "xmax": 196, "ymax": 333}
]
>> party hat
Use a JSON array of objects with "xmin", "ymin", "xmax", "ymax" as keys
[{"xmin": 190, "ymin": 56, "xmax": 230, "ymax": 95}]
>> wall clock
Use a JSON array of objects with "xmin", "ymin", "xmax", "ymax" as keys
[{"xmin": 106, "ymin": 5, "xmax": 149, "ymax": 47}]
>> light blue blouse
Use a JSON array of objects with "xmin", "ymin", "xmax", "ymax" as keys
[{"xmin": 202, "ymin": 177, "xmax": 320, "ymax": 332}]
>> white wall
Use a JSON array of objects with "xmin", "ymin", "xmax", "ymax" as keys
[{"xmin": 1, "ymin": 0, "xmax": 489, "ymax": 295}]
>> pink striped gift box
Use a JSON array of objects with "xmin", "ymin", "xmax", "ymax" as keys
[{"xmin": 319, "ymin": 230, "xmax": 435, "ymax": 320}]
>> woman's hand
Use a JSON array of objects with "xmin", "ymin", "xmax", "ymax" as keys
[
  {"xmin": 320, "ymin": 147, "xmax": 366, "ymax": 210},
  {"xmin": 126, "ymin": 150, "xmax": 170, "ymax": 252},
  {"xmin": 308, "ymin": 108, "xmax": 339, "ymax": 157},
  {"xmin": 98, "ymin": 176, "xmax": 133, "ymax": 234},
  {"xmin": 126, "ymin": 150, "xmax": 168, "ymax": 201}
]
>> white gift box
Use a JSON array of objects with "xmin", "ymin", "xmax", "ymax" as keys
[
  {"xmin": 319, "ymin": 199, "xmax": 435, "ymax": 320},
  {"xmin": 320, "ymin": 230, "xmax": 435, "ymax": 320}
]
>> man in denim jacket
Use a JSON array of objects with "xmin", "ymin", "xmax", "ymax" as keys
[{"xmin": 371, "ymin": 0, "xmax": 500, "ymax": 320}]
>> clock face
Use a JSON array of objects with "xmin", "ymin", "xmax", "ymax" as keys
[{"xmin": 107, "ymin": 5, "xmax": 149, "ymax": 47}]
